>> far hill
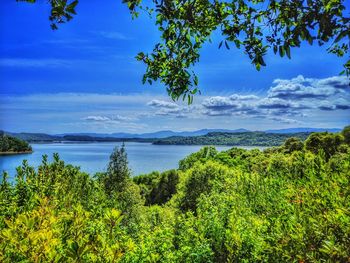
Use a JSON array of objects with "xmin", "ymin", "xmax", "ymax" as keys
[
  {"xmin": 3, "ymin": 128, "xmax": 340, "ymax": 146},
  {"xmin": 5, "ymin": 132, "xmax": 61, "ymax": 142},
  {"xmin": 58, "ymin": 128, "xmax": 250, "ymax": 139},
  {"xmin": 61, "ymin": 135, "xmax": 154, "ymax": 143},
  {"xmin": 153, "ymin": 132, "xmax": 311, "ymax": 147},
  {"xmin": 266, "ymin": 128, "xmax": 341, "ymax": 134}
]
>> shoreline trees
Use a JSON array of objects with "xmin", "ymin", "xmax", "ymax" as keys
[{"xmin": 0, "ymin": 133, "xmax": 32, "ymax": 155}]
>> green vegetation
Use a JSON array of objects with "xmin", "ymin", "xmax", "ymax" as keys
[
  {"xmin": 4, "ymin": 132, "xmax": 61, "ymax": 143},
  {"xmin": 62, "ymin": 135, "xmax": 154, "ymax": 143},
  {"xmin": 6, "ymin": 130, "xmax": 315, "ymax": 147},
  {"xmin": 154, "ymin": 131, "xmax": 310, "ymax": 146},
  {"xmin": 19, "ymin": 0, "xmax": 349, "ymax": 101},
  {"xmin": 0, "ymin": 132, "xmax": 32, "ymax": 154},
  {"xmin": 1, "ymin": 127, "xmax": 350, "ymax": 262},
  {"xmin": 3, "ymin": 132, "xmax": 154, "ymax": 143},
  {"xmin": 133, "ymin": 170, "xmax": 179, "ymax": 206}
]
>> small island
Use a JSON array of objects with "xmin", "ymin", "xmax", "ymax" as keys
[{"xmin": 0, "ymin": 132, "xmax": 33, "ymax": 155}]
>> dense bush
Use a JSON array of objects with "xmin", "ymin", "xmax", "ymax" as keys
[
  {"xmin": 133, "ymin": 169, "xmax": 179, "ymax": 206},
  {"xmin": 0, "ymin": 128, "xmax": 349, "ymax": 262}
]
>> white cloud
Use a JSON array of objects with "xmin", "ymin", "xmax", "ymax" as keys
[
  {"xmin": 98, "ymin": 31, "xmax": 131, "ymax": 40},
  {"xmin": 82, "ymin": 116, "xmax": 110, "ymax": 122},
  {"xmin": 229, "ymin": 94, "xmax": 259, "ymax": 101},
  {"xmin": 112, "ymin": 115, "xmax": 137, "ymax": 121},
  {"xmin": 268, "ymin": 117, "xmax": 300, "ymax": 124},
  {"xmin": 268, "ymin": 75, "xmax": 346, "ymax": 100},
  {"xmin": 147, "ymin": 99, "xmax": 179, "ymax": 109},
  {"xmin": 202, "ymin": 96, "xmax": 238, "ymax": 110},
  {"xmin": 317, "ymin": 76, "xmax": 349, "ymax": 89},
  {"xmin": 200, "ymin": 75, "xmax": 349, "ymax": 122}
]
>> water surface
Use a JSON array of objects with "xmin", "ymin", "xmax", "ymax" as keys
[{"xmin": 0, "ymin": 142, "xmax": 265, "ymax": 178}]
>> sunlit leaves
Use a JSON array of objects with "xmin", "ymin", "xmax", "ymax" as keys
[
  {"xmin": 18, "ymin": 0, "xmax": 79, "ymax": 30},
  {"xmin": 1, "ymin": 129, "xmax": 350, "ymax": 261},
  {"xmin": 124, "ymin": 0, "xmax": 350, "ymax": 101}
]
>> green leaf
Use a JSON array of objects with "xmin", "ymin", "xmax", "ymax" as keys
[
  {"xmin": 234, "ymin": 39, "xmax": 241, "ymax": 48},
  {"xmin": 224, "ymin": 41, "xmax": 230, "ymax": 50},
  {"xmin": 193, "ymin": 75, "xmax": 198, "ymax": 86},
  {"xmin": 335, "ymin": 30, "xmax": 347, "ymax": 43},
  {"xmin": 218, "ymin": 41, "xmax": 223, "ymax": 49},
  {"xmin": 260, "ymin": 56, "xmax": 266, "ymax": 66},
  {"xmin": 256, "ymin": 63, "xmax": 261, "ymax": 71},
  {"xmin": 279, "ymin": 46, "xmax": 285, "ymax": 57},
  {"xmin": 273, "ymin": 45, "xmax": 278, "ymax": 54},
  {"xmin": 285, "ymin": 45, "xmax": 291, "ymax": 59}
]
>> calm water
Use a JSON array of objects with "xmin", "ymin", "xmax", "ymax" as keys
[{"xmin": 0, "ymin": 142, "xmax": 264, "ymax": 178}]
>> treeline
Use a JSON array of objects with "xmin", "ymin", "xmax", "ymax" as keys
[
  {"xmin": 62, "ymin": 135, "xmax": 154, "ymax": 143},
  {"xmin": 1, "ymin": 131, "xmax": 154, "ymax": 143},
  {"xmin": 153, "ymin": 131, "xmax": 311, "ymax": 146},
  {"xmin": 4, "ymin": 130, "xmax": 318, "ymax": 147},
  {"xmin": 0, "ymin": 133, "xmax": 32, "ymax": 154},
  {"xmin": 0, "ymin": 127, "xmax": 349, "ymax": 262}
]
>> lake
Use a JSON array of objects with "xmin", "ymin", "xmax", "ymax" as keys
[{"xmin": 0, "ymin": 142, "xmax": 265, "ymax": 179}]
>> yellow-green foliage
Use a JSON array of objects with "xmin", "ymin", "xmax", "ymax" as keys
[{"xmin": 0, "ymin": 129, "xmax": 349, "ymax": 262}]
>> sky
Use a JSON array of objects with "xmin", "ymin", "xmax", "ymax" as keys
[{"xmin": 0, "ymin": 1, "xmax": 349, "ymax": 134}]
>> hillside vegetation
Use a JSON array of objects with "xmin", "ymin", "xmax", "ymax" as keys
[
  {"xmin": 0, "ymin": 133, "xmax": 32, "ymax": 154},
  {"xmin": 5, "ymin": 130, "xmax": 317, "ymax": 147},
  {"xmin": 153, "ymin": 131, "xmax": 310, "ymax": 146},
  {"xmin": 0, "ymin": 127, "xmax": 349, "ymax": 262}
]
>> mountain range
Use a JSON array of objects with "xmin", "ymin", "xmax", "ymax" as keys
[
  {"xmin": 264, "ymin": 128, "xmax": 341, "ymax": 134},
  {"xmin": 2, "ymin": 127, "xmax": 341, "ymax": 142},
  {"xmin": 56, "ymin": 128, "xmax": 250, "ymax": 139},
  {"xmin": 57, "ymin": 127, "xmax": 341, "ymax": 138}
]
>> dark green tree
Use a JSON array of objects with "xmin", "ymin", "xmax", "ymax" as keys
[
  {"xmin": 283, "ymin": 137, "xmax": 304, "ymax": 153},
  {"xmin": 341, "ymin": 125, "xmax": 350, "ymax": 144},
  {"xmin": 134, "ymin": 169, "xmax": 179, "ymax": 205},
  {"xmin": 103, "ymin": 144, "xmax": 130, "ymax": 196},
  {"xmin": 0, "ymin": 134, "xmax": 32, "ymax": 153},
  {"xmin": 99, "ymin": 144, "xmax": 143, "ymax": 219},
  {"xmin": 305, "ymin": 132, "xmax": 344, "ymax": 160}
]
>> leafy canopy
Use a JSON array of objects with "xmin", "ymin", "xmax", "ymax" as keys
[{"xmin": 18, "ymin": 0, "xmax": 350, "ymax": 102}]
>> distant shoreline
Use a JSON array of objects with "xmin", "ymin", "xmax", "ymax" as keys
[
  {"xmin": 3, "ymin": 129, "xmax": 341, "ymax": 148},
  {"xmin": 0, "ymin": 150, "xmax": 33, "ymax": 156}
]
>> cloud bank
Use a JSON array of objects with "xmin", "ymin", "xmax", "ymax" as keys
[{"xmin": 146, "ymin": 75, "xmax": 349, "ymax": 125}]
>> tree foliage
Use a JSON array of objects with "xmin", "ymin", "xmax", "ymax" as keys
[
  {"xmin": 102, "ymin": 144, "xmax": 131, "ymax": 195},
  {"xmin": 0, "ymin": 133, "xmax": 32, "ymax": 153},
  {"xmin": 341, "ymin": 125, "xmax": 350, "ymax": 144},
  {"xmin": 16, "ymin": 0, "xmax": 78, "ymax": 30},
  {"xmin": 1, "ymin": 127, "xmax": 350, "ymax": 261},
  {"xmin": 305, "ymin": 131, "xmax": 344, "ymax": 160},
  {"xmin": 154, "ymin": 131, "xmax": 310, "ymax": 146},
  {"xmin": 18, "ymin": 0, "xmax": 350, "ymax": 102},
  {"xmin": 133, "ymin": 169, "xmax": 179, "ymax": 205}
]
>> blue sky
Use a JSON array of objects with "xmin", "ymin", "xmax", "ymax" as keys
[{"xmin": 0, "ymin": 1, "xmax": 349, "ymax": 133}]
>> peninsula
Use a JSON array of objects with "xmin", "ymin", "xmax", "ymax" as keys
[{"xmin": 0, "ymin": 132, "xmax": 33, "ymax": 155}]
